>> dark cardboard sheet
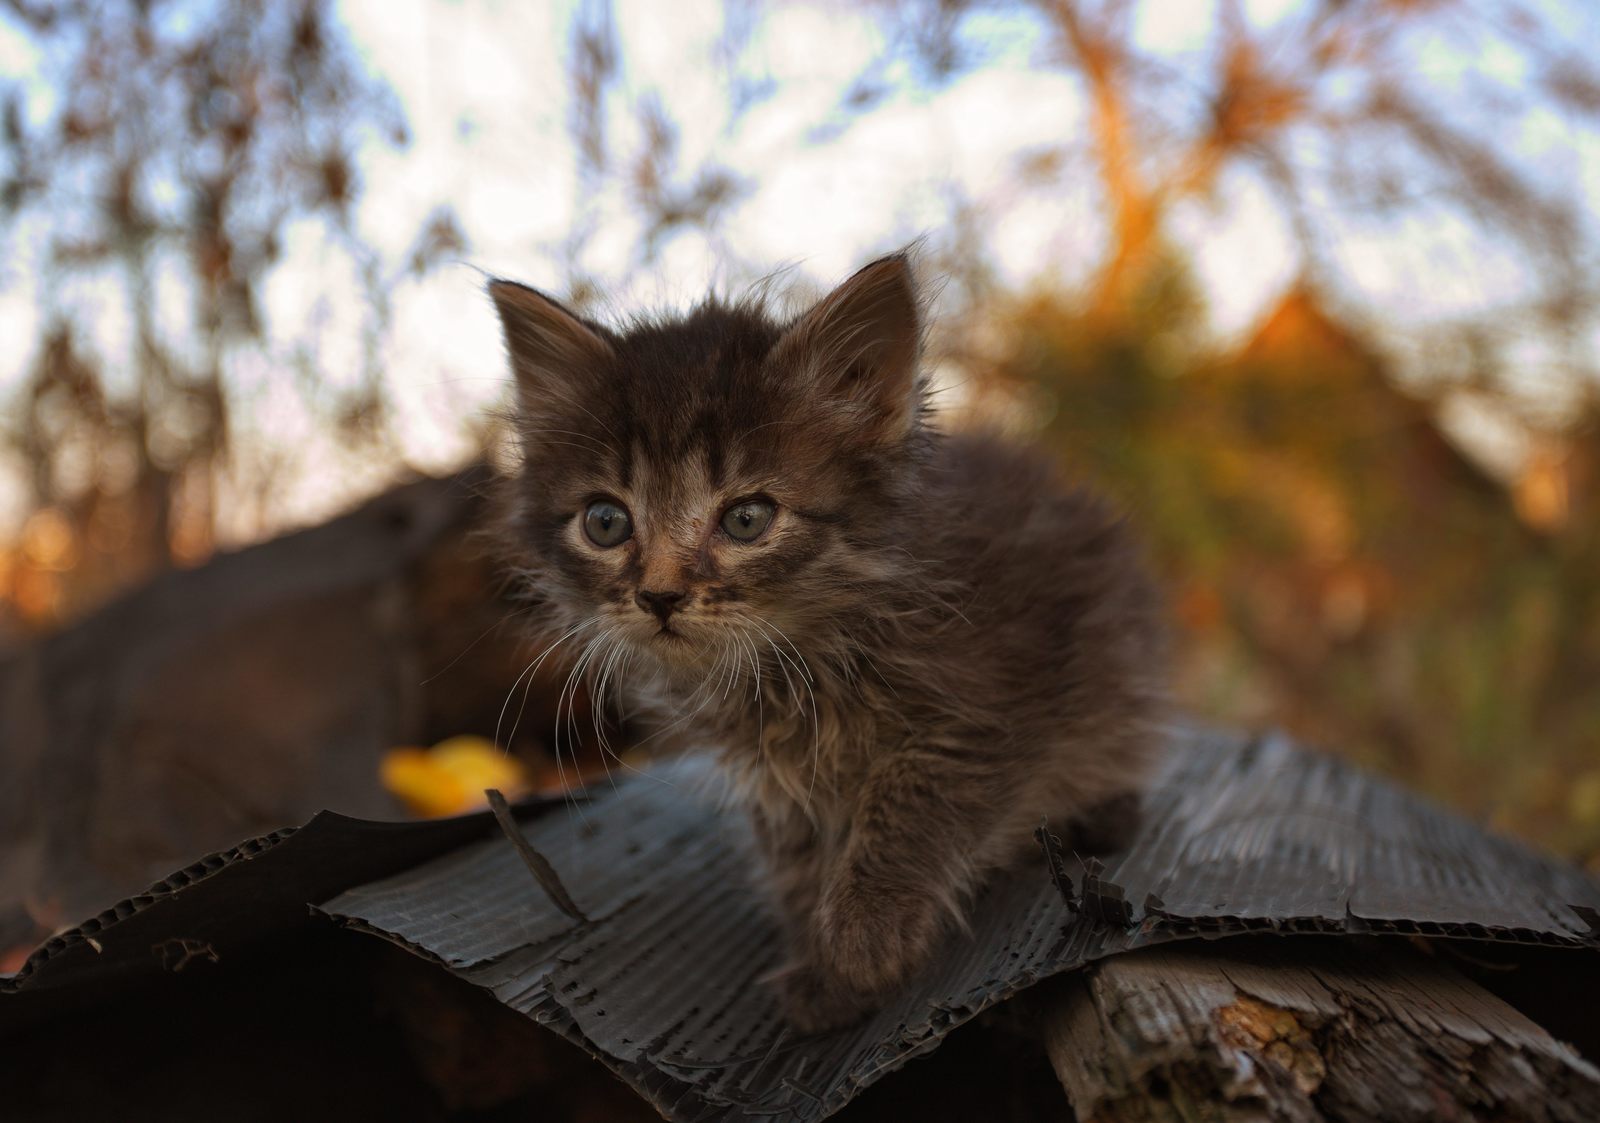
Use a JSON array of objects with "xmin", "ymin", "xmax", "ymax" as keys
[
  {"xmin": 318, "ymin": 728, "xmax": 1600, "ymax": 1121},
  {"xmin": 0, "ymin": 801, "xmax": 546, "ymax": 1026},
  {"xmin": 4, "ymin": 727, "xmax": 1598, "ymax": 1121}
]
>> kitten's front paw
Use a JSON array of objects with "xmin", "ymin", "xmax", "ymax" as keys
[
  {"xmin": 818, "ymin": 878, "xmax": 943, "ymax": 995},
  {"xmin": 768, "ymin": 960, "xmax": 874, "ymax": 1034}
]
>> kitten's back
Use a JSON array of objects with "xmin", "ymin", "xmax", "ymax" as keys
[{"xmin": 897, "ymin": 430, "xmax": 1168, "ymax": 780}]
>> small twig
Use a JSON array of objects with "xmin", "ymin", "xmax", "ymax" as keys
[
  {"xmin": 485, "ymin": 788, "xmax": 590, "ymax": 922},
  {"xmin": 152, "ymin": 937, "xmax": 219, "ymax": 973}
]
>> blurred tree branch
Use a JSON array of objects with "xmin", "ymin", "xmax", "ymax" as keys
[
  {"xmin": 867, "ymin": 0, "xmax": 1599, "ymax": 354},
  {"xmin": 0, "ymin": 0, "xmax": 453, "ymax": 625}
]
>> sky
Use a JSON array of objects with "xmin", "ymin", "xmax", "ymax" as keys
[{"xmin": 1, "ymin": 0, "xmax": 1597, "ymax": 543}]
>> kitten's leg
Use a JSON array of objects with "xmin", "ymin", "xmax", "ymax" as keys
[
  {"xmin": 749, "ymin": 805, "xmax": 828, "ymax": 967},
  {"xmin": 754, "ymin": 806, "xmax": 886, "ymax": 1032},
  {"xmin": 782, "ymin": 746, "xmax": 999, "ymax": 1030}
]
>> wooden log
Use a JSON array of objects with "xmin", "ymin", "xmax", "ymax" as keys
[
  {"xmin": 0, "ymin": 471, "xmax": 521, "ymax": 934},
  {"xmin": 1039, "ymin": 938, "xmax": 1600, "ymax": 1123}
]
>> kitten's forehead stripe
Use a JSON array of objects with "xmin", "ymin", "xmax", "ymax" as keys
[{"xmin": 698, "ymin": 413, "xmax": 726, "ymax": 490}]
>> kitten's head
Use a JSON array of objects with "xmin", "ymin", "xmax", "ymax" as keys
[{"xmin": 491, "ymin": 254, "xmax": 929, "ymax": 674}]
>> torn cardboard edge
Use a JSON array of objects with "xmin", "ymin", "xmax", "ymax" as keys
[
  {"xmin": 1036, "ymin": 825, "xmax": 1599, "ymax": 949},
  {"xmin": 1034, "ymin": 824, "xmax": 1135, "ymax": 929},
  {"xmin": 1, "ymin": 825, "xmax": 299, "ymax": 995},
  {"xmin": 0, "ymin": 793, "xmax": 566, "ymax": 1006}
]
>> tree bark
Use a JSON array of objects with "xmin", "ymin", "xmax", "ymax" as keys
[{"xmin": 1039, "ymin": 938, "xmax": 1600, "ymax": 1123}]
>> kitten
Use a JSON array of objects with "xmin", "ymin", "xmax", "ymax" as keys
[{"xmin": 489, "ymin": 253, "xmax": 1167, "ymax": 1032}]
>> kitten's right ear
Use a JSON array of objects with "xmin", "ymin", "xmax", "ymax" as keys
[
  {"xmin": 769, "ymin": 253, "xmax": 924, "ymax": 443},
  {"xmin": 488, "ymin": 280, "xmax": 615, "ymax": 411}
]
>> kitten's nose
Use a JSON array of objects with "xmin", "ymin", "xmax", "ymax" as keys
[{"xmin": 635, "ymin": 588, "xmax": 687, "ymax": 622}]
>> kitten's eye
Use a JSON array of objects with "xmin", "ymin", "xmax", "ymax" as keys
[
  {"xmin": 583, "ymin": 500, "xmax": 633, "ymax": 547},
  {"xmin": 721, "ymin": 499, "xmax": 775, "ymax": 543}
]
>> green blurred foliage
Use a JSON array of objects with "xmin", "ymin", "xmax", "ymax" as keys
[{"xmin": 990, "ymin": 264, "xmax": 1600, "ymax": 861}]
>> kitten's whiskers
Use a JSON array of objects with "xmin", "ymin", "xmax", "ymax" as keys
[
  {"xmin": 495, "ymin": 618, "xmax": 596, "ymax": 754},
  {"xmin": 749, "ymin": 613, "xmax": 821, "ymax": 816},
  {"xmin": 550, "ymin": 630, "xmax": 607, "ymax": 817}
]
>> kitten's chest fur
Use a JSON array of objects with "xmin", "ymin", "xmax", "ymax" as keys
[
  {"xmin": 728, "ymin": 673, "xmax": 891, "ymax": 832},
  {"xmin": 648, "ymin": 662, "xmax": 893, "ymax": 841}
]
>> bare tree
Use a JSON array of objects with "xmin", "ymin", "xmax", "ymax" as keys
[
  {"xmin": 864, "ymin": 0, "xmax": 1598, "ymax": 352},
  {"xmin": 0, "ymin": 0, "xmax": 451, "ymax": 620}
]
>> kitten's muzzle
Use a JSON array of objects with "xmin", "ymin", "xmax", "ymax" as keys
[{"xmin": 635, "ymin": 587, "xmax": 687, "ymax": 623}]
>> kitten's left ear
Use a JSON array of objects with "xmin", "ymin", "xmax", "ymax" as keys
[
  {"xmin": 771, "ymin": 253, "xmax": 924, "ymax": 440},
  {"xmin": 488, "ymin": 279, "xmax": 615, "ymax": 414}
]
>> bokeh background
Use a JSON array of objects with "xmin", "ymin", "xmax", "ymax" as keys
[{"xmin": 2, "ymin": 0, "xmax": 1598, "ymax": 862}]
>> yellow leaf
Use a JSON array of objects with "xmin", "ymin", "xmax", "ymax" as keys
[{"xmin": 381, "ymin": 736, "xmax": 529, "ymax": 818}]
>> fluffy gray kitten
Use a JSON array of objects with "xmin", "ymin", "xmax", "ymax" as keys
[{"xmin": 490, "ymin": 253, "xmax": 1167, "ymax": 1031}]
